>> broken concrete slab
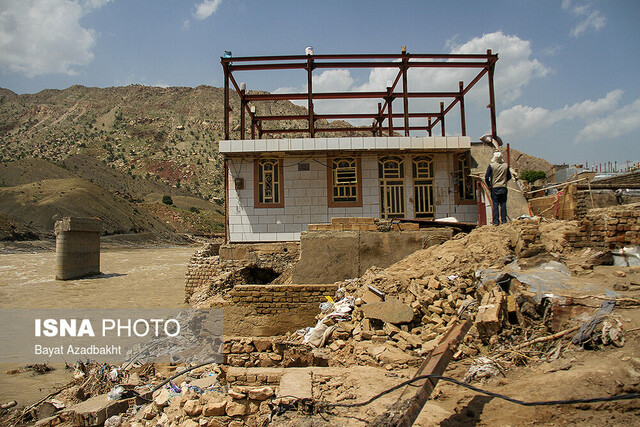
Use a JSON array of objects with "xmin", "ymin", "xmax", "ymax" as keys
[
  {"xmin": 362, "ymin": 286, "xmax": 385, "ymax": 304},
  {"xmin": 277, "ymin": 368, "xmax": 312, "ymax": 402},
  {"xmin": 362, "ymin": 298, "xmax": 415, "ymax": 324},
  {"xmin": 65, "ymin": 393, "xmax": 132, "ymax": 426}
]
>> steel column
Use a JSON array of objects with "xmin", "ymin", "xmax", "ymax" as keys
[
  {"xmin": 402, "ymin": 49, "xmax": 410, "ymax": 136},
  {"xmin": 487, "ymin": 49, "xmax": 498, "ymax": 140},
  {"xmin": 223, "ymin": 62, "xmax": 230, "ymax": 140},
  {"xmin": 459, "ymin": 81, "xmax": 466, "ymax": 136},
  {"xmin": 307, "ymin": 56, "xmax": 315, "ymax": 137},
  {"xmin": 440, "ymin": 102, "xmax": 445, "ymax": 136},
  {"xmin": 240, "ymin": 89, "xmax": 246, "ymax": 140},
  {"xmin": 387, "ymin": 94, "xmax": 394, "ymax": 136}
]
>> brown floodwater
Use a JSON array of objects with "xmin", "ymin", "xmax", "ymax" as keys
[
  {"xmin": 0, "ymin": 247, "xmax": 194, "ymax": 309},
  {"xmin": 0, "ymin": 245, "xmax": 195, "ymax": 406}
]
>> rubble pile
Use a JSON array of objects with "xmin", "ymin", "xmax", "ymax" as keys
[
  {"xmin": 137, "ymin": 380, "xmax": 275, "ymax": 427},
  {"xmin": 281, "ymin": 219, "xmax": 637, "ymax": 371},
  {"xmin": 7, "ymin": 218, "xmax": 640, "ymax": 426},
  {"xmin": 10, "ymin": 362, "xmax": 282, "ymax": 427},
  {"xmin": 125, "ymin": 309, "xmax": 223, "ymax": 366}
]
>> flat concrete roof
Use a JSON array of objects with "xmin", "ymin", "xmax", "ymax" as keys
[{"xmin": 219, "ymin": 136, "xmax": 471, "ymax": 154}]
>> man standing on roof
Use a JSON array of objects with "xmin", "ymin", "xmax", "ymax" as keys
[{"xmin": 485, "ymin": 151, "xmax": 512, "ymax": 225}]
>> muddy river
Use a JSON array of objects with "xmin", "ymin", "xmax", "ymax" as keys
[{"xmin": 0, "ymin": 245, "xmax": 195, "ymax": 406}]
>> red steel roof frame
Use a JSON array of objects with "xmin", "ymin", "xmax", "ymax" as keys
[{"xmin": 221, "ymin": 49, "xmax": 499, "ymax": 141}]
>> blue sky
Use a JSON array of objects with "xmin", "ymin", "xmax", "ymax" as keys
[{"xmin": 1, "ymin": 0, "xmax": 639, "ymax": 169}]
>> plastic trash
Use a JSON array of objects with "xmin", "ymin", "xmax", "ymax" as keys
[
  {"xmin": 612, "ymin": 246, "xmax": 640, "ymax": 267},
  {"xmin": 573, "ymin": 300, "xmax": 616, "ymax": 346},
  {"xmin": 107, "ymin": 386, "xmax": 124, "ymax": 401},
  {"xmin": 319, "ymin": 302, "xmax": 334, "ymax": 314},
  {"xmin": 169, "ymin": 381, "xmax": 181, "ymax": 394},
  {"xmin": 463, "ymin": 357, "xmax": 501, "ymax": 383},
  {"xmin": 302, "ymin": 319, "xmax": 337, "ymax": 348},
  {"xmin": 109, "ymin": 367, "xmax": 119, "ymax": 382}
]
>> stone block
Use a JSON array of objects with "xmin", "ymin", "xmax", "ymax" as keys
[
  {"xmin": 225, "ymin": 400, "xmax": 248, "ymax": 417},
  {"xmin": 183, "ymin": 399, "xmax": 202, "ymax": 416},
  {"xmin": 362, "ymin": 298, "xmax": 415, "ymax": 324},
  {"xmin": 475, "ymin": 289, "xmax": 505, "ymax": 342},
  {"xmin": 248, "ymin": 386, "xmax": 274, "ymax": 401},
  {"xmin": 203, "ymin": 400, "xmax": 227, "ymax": 416}
]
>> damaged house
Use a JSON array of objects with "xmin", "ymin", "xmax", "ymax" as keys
[{"xmin": 218, "ymin": 50, "xmax": 501, "ymax": 244}]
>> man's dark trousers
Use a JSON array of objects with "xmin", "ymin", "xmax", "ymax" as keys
[{"xmin": 491, "ymin": 187, "xmax": 508, "ymax": 225}]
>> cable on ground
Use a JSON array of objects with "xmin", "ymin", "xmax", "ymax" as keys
[{"xmin": 319, "ymin": 374, "xmax": 640, "ymax": 409}]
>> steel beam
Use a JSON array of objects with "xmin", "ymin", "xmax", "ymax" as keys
[{"xmin": 221, "ymin": 53, "xmax": 497, "ymax": 63}]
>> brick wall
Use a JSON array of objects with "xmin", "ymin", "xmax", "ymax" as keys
[
  {"xmin": 228, "ymin": 284, "xmax": 339, "ymax": 314},
  {"xmin": 223, "ymin": 336, "xmax": 330, "ymax": 369},
  {"xmin": 565, "ymin": 203, "xmax": 640, "ymax": 248},
  {"xmin": 184, "ymin": 243, "xmax": 224, "ymax": 300}
]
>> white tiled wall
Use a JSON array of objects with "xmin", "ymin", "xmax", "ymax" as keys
[
  {"xmin": 227, "ymin": 152, "xmax": 478, "ymax": 242},
  {"xmin": 219, "ymin": 136, "xmax": 471, "ymax": 154}
]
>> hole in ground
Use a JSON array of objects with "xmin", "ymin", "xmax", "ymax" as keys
[{"xmin": 238, "ymin": 267, "xmax": 280, "ymax": 284}]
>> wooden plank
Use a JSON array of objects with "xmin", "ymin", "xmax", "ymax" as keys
[{"xmin": 371, "ymin": 318, "xmax": 472, "ymax": 426}]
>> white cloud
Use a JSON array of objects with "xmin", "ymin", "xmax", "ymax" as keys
[
  {"xmin": 0, "ymin": 0, "xmax": 111, "ymax": 77},
  {"xmin": 562, "ymin": 0, "xmax": 606, "ymax": 37},
  {"xmin": 448, "ymin": 31, "xmax": 551, "ymax": 104},
  {"xmin": 498, "ymin": 105, "xmax": 552, "ymax": 138},
  {"xmin": 194, "ymin": 0, "xmax": 222, "ymax": 20},
  {"xmin": 576, "ymin": 99, "xmax": 640, "ymax": 142},
  {"xmin": 557, "ymin": 89, "xmax": 622, "ymax": 119},
  {"xmin": 498, "ymin": 89, "xmax": 625, "ymax": 139},
  {"xmin": 313, "ymin": 69, "xmax": 354, "ymax": 93}
]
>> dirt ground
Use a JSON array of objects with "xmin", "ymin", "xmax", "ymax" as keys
[{"xmin": 427, "ymin": 310, "xmax": 640, "ymax": 426}]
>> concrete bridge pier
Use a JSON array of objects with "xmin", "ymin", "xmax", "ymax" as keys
[{"xmin": 54, "ymin": 217, "xmax": 102, "ymax": 280}]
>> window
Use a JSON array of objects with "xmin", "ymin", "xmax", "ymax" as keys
[
  {"xmin": 254, "ymin": 158, "xmax": 284, "ymax": 208},
  {"xmin": 379, "ymin": 156, "xmax": 405, "ymax": 219},
  {"xmin": 328, "ymin": 156, "xmax": 361, "ymax": 207},
  {"xmin": 413, "ymin": 155, "xmax": 434, "ymax": 218},
  {"xmin": 455, "ymin": 152, "xmax": 475, "ymax": 202}
]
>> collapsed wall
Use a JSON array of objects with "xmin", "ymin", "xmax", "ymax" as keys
[
  {"xmin": 566, "ymin": 202, "xmax": 640, "ymax": 248},
  {"xmin": 184, "ymin": 242, "xmax": 300, "ymax": 303}
]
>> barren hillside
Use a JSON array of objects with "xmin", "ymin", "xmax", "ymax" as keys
[{"xmin": 0, "ymin": 177, "xmax": 172, "ymax": 235}]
